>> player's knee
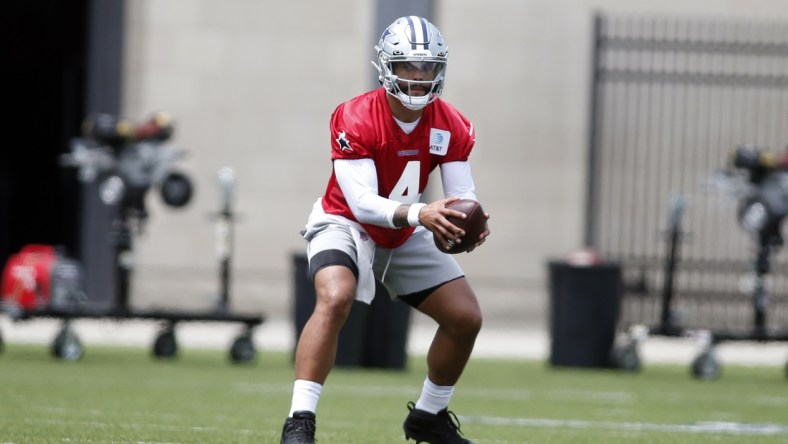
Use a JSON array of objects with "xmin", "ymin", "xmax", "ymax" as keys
[
  {"xmin": 314, "ymin": 286, "xmax": 356, "ymax": 322},
  {"xmin": 463, "ymin": 309, "xmax": 483, "ymax": 337},
  {"xmin": 446, "ymin": 308, "xmax": 482, "ymax": 340}
]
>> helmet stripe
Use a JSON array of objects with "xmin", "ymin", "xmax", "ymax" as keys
[
  {"xmin": 406, "ymin": 16, "xmax": 418, "ymax": 50},
  {"xmin": 418, "ymin": 17, "xmax": 429, "ymax": 49},
  {"xmin": 406, "ymin": 15, "xmax": 429, "ymax": 50}
]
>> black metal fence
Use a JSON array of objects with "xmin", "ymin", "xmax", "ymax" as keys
[{"xmin": 585, "ymin": 14, "xmax": 788, "ymax": 336}]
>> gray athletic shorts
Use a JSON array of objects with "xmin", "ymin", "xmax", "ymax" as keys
[{"xmin": 303, "ymin": 203, "xmax": 464, "ymax": 303}]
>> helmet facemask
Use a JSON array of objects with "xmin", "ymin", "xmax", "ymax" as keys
[{"xmin": 372, "ymin": 16, "xmax": 449, "ymax": 110}]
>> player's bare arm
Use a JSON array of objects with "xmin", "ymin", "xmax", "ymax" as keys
[{"xmin": 391, "ymin": 204, "xmax": 409, "ymax": 228}]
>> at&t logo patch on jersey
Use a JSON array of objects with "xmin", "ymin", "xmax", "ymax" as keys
[{"xmin": 429, "ymin": 128, "xmax": 451, "ymax": 156}]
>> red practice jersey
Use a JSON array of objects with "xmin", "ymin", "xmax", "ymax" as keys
[{"xmin": 322, "ymin": 88, "xmax": 475, "ymax": 249}]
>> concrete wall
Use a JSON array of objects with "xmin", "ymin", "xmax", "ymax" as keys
[{"xmin": 122, "ymin": 0, "xmax": 788, "ymax": 326}]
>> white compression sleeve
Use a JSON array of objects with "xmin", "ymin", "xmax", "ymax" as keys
[
  {"xmin": 334, "ymin": 158, "xmax": 401, "ymax": 228},
  {"xmin": 440, "ymin": 161, "xmax": 478, "ymax": 200}
]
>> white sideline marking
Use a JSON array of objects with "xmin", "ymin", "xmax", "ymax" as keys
[{"xmin": 462, "ymin": 415, "xmax": 788, "ymax": 436}]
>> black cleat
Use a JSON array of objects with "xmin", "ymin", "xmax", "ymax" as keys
[
  {"xmin": 280, "ymin": 410, "xmax": 317, "ymax": 444},
  {"xmin": 403, "ymin": 401, "xmax": 474, "ymax": 444}
]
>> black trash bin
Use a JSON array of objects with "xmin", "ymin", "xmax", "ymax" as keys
[
  {"xmin": 548, "ymin": 260, "xmax": 621, "ymax": 368},
  {"xmin": 292, "ymin": 254, "xmax": 410, "ymax": 369}
]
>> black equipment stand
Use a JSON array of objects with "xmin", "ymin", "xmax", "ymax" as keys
[
  {"xmin": 612, "ymin": 196, "xmax": 788, "ymax": 379},
  {"xmin": 6, "ymin": 175, "xmax": 263, "ymax": 363},
  {"xmin": 1, "ymin": 116, "xmax": 264, "ymax": 363}
]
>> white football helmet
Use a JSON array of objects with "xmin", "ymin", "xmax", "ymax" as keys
[{"xmin": 372, "ymin": 16, "xmax": 448, "ymax": 110}]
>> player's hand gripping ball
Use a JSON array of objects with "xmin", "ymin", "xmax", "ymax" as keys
[{"xmin": 436, "ymin": 199, "xmax": 487, "ymax": 254}]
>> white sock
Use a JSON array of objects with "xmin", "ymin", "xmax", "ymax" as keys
[
  {"xmin": 289, "ymin": 379, "xmax": 322, "ymax": 417},
  {"xmin": 414, "ymin": 377, "xmax": 454, "ymax": 414}
]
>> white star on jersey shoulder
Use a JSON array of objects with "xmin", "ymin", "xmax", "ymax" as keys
[{"xmin": 336, "ymin": 130, "xmax": 353, "ymax": 152}]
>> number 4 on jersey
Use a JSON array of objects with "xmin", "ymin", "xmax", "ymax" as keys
[{"xmin": 388, "ymin": 161, "xmax": 422, "ymax": 204}]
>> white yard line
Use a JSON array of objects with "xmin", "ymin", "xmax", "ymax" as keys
[{"xmin": 462, "ymin": 415, "xmax": 788, "ymax": 436}]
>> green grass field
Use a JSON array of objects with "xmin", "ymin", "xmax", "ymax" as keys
[{"xmin": 0, "ymin": 344, "xmax": 786, "ymax": 443}]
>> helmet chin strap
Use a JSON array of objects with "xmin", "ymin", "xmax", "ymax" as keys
[{"xmin": 398, "ymin": 93, "xmax": 429, "ymax": 110}]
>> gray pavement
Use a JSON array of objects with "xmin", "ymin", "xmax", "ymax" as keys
[
  {"xmin": 2, "ymin": 267, "xmax": 786, "ymax": 368},
  {"xmin": 2, "ymin": 309, "xmax": 786, "ymax": 368}
]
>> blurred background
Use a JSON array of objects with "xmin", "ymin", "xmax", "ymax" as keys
[{"xmin": 2, "ymin": 0, "xmax": 787, "ymax": 369}]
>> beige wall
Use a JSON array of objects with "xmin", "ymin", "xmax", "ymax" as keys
[{"xmin": 122, "ymin": 1, "xmax": 788, "ymax": 323}]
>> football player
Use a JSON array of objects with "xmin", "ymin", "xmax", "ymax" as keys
[{"xmin": 280, "ymin": 15, "xmax": 489, "ymax": 444}]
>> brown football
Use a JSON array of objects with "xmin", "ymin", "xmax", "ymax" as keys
[{"xmin": 435, "ymin": 199, "xmax": 487, "ymax": 254}]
